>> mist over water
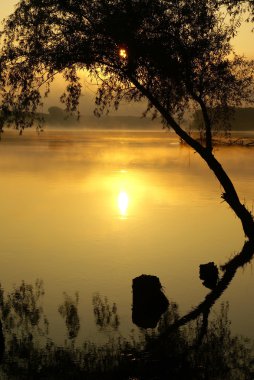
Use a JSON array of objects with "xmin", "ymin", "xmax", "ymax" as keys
[{"xmin": 0, "ymin": 128, "xmax": 254, "ymax": 343}]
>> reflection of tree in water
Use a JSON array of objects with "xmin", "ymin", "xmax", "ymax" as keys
[
  {"xmin": 165, "ymin": 240, "xmax": 254, "ymax": 342},
  {"xmin": 58, "ymin": 292, "xmax": 80, "ymax": 340},
  {"xmin": 0, "ymin": 279, "xmax": 48, "ymax": 331},
  {"xmin": 0, "ymin": 279, "xmax": 48, "ymax": 345},
  {"xmin": 92, "ymin": 293, "xmax": 120, "ymax": 331},
  {"xmin": 144, "ymin": 302, "xmax": 254, "ymax": 380},
  {"xmin": 0, "ymin": 280, "xmax": 49, "ymax": 377},
  {"xmin": 0, "ymin": 281, "xmax": 253, "ymax": 379}
]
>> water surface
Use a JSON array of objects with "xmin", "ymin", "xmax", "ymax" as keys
[{"xmin": 0, "ymin": 129, "xmax": 254, "ymax": 343}]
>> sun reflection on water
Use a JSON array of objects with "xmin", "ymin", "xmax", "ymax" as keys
[{"xmin": 118, "ymin": 191, "xmax": 129, "ymax": 217}]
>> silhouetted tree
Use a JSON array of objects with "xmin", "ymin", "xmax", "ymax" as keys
[
  {"xmin": 223, "ymin": 0, "xmax": 254, "ymax": 21},
  {"xmin": 1, "ymin": 0, "xmax": 254, "ymax": 329}
]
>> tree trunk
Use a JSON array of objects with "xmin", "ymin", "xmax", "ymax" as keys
[
  {"xmin": 202, "ymin": 151, "xmax": 254, "ymax": 239},
  {"xmin": 129, "ymin": 76, "xmax": 254, "ymax": 241}
]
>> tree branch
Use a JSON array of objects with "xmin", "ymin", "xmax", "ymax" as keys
[
  {"xmin": 128, "ymin": 74, "xmax": 254, "ymax": 239},
  {"xmin": 161, "ymin": 239, "xmax": 254, "ymax": 336}
]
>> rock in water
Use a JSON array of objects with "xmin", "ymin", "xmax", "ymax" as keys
[
  {"xmin": 199, "ymin": 262, "xmax": 219, "ymax": 289},
  {"xmin": 132, "ymin": 274, "xmax": 169, "ymax": 328}
]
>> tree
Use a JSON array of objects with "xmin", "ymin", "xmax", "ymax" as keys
[
  {"xmin": 1, "ymin": 0, "xmax": 254, "ymax": 329},
  {"xmin": 223, "ymin": 0, "xmax": 254, "ymax": 22}
]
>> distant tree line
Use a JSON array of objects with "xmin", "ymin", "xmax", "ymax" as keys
[
  {"xmin": 191, "ymin": 107, "xmax": 254, "ymax": 131},
  {"xmin": 0, "ymin": 106, "xmax": 161, "ymax": 130}
]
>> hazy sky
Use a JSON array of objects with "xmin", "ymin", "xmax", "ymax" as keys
[{"xmin": 1, "ymin": 1, "xmax": 254, "ymax": 115}]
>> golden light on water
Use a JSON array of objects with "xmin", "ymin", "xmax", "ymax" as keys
[
  {"xmin": 119, "ymin": 48, "xmax": 127, "ymax": 59},
  {"xmin": 118, "ymin": 191, "xmax": 129, "ymax": 216}
]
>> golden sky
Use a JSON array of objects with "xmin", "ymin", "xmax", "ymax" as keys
[{"xmin": 0, "ymin": 3, "xmax": 17, "ymax": 23}]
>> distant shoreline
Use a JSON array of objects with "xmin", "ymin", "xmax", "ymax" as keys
[
  {"xmin": 2, "ymin": 125, "xmax": 254, "ymax": 147},
  {"xmin": 180, "ymin": 131, "xmax": 254, "ymax": 147}
]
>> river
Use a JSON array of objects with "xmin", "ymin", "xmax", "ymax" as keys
[{"xmin": 0, "ymin": 128, "xmax": 254, "ymax": 345}]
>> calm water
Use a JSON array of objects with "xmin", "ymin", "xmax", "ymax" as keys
[{"xmin": 0, "ymin": 128, "xmax": 254, "ymax": 344}]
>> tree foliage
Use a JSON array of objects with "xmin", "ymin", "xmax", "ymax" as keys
[{"xmin": 223, "ymin": 0, "xmax": 254, "ymax": 22}]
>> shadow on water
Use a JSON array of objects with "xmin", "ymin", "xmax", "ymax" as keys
[{"xmin": 0, "ymin": 277, "xmax": 253, "ymax": 379}]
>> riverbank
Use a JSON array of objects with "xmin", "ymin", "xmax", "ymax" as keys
[{"xmin": 180, "ymin": 131, "xmax": 254, "ymax": 147}]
